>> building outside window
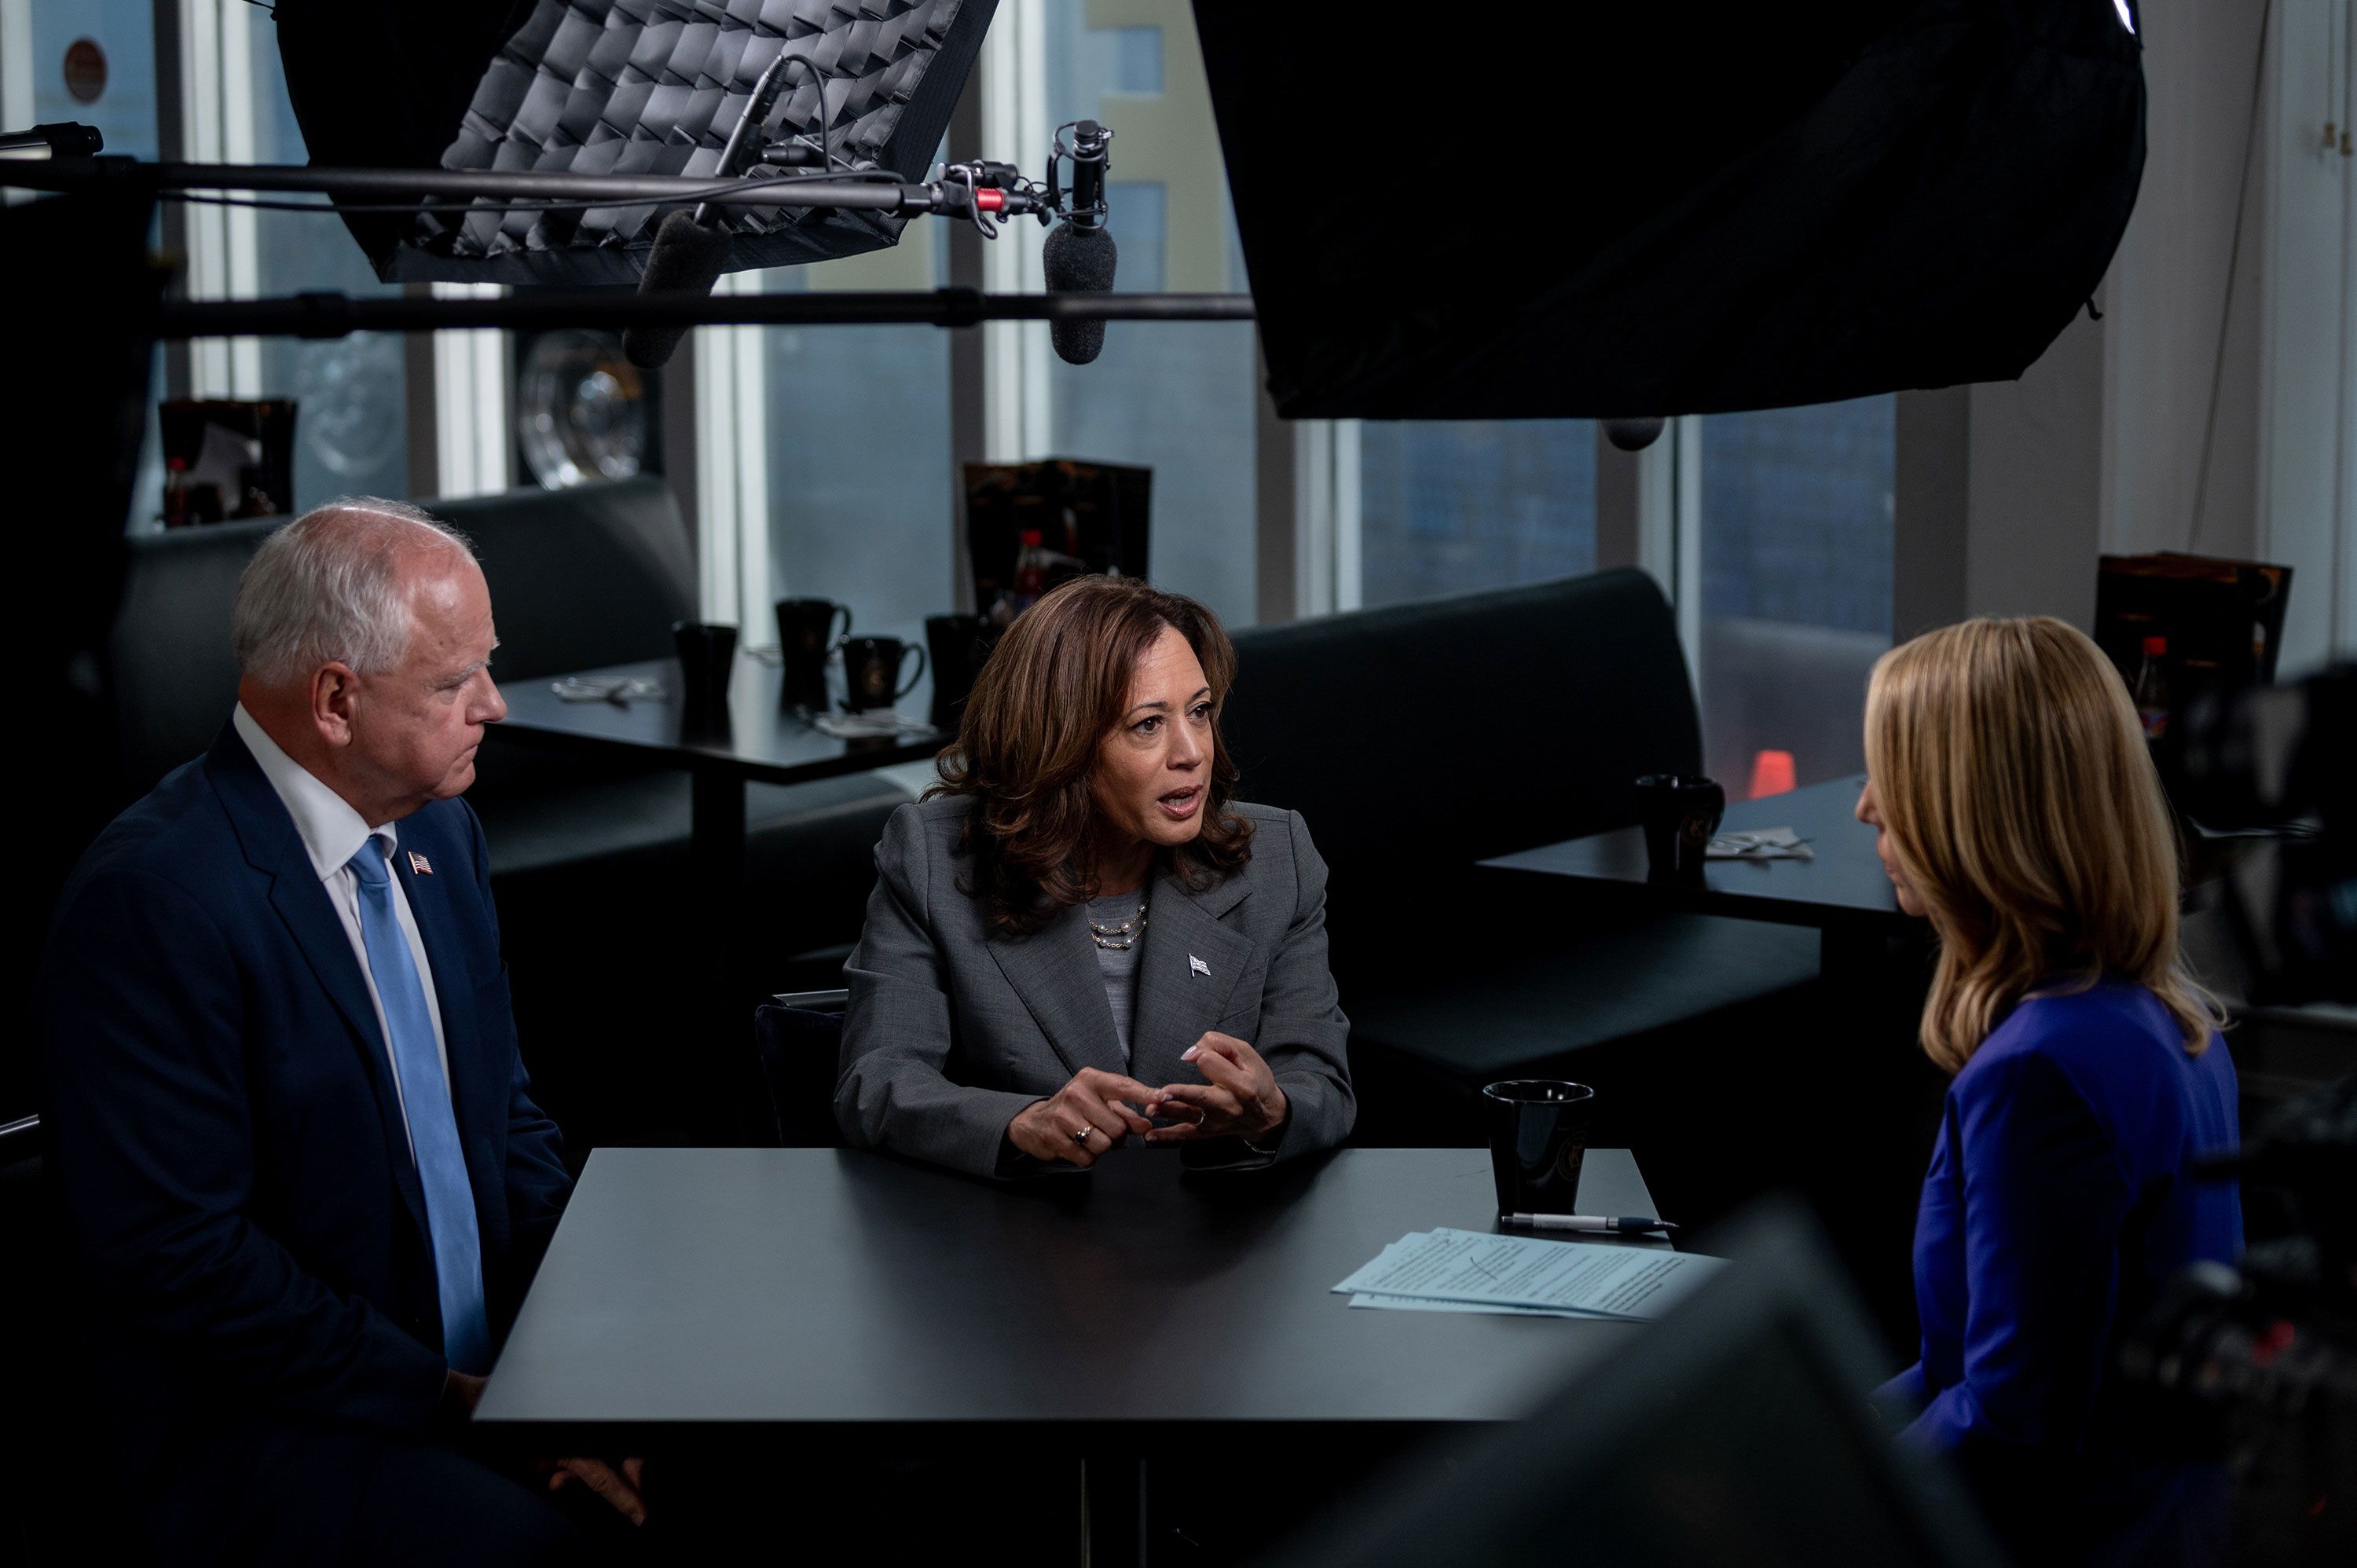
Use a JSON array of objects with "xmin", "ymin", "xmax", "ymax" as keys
[
  {"xmin": 1691, "ymin": 395, "xmax": 1896, "ymax": 796},
  {"xmin": 1032, "ymin": 0, "xmax": 1258, "ymax": 629},
  {"xmin": 1354, "ymin": 421, "xmax": 1598, "ymax": 610}
]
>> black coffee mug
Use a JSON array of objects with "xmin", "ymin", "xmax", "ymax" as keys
[
  {"xmin": 1634, "ymin": 773, "xmax": 1725, "ymax": 882},
  {"xmin": 672, "ymin": 621, "xmax": 739, "ymax": 729},
  {"xmin": 1483, "ymin": 1079, "xmax": 1596, "ymax": 1218},
  {"xmin": 924, "ymin": 613, "xmax": 997, "ymax": 730},
  {"xmin": 838, "ymin": 636, "xmax": 926, "ymax": 713},
  {"xmin": 775, "ymin": 598, "xmax": 852, "ymax": 709}
]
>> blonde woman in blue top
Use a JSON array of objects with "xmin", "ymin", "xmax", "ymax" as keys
[{"xmin": 1857, "ymin": 617, "xmax": 2238, "ymax": 1568}]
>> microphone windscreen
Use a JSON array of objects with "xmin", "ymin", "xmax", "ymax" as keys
[
  {"xmin": 1042, "ymin": 222, "xmax": 1117, "ymax": 366},
  {"xmin": 621, "ymin": 209, "xmax": 735, "ymax": 369},
  {"xmin": 1603, "ymin": 416, "xmax": 1666, "ymax": 452}
]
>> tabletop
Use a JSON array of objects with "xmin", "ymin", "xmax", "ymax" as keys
[
  {"xmin": 1480, "ymin": 774, "xmax": 1902, "ymax": 928},
  {"xmin": 488, "ymin": 656, "xmax": 948, "ymax": 786},
  {"xmin": 475, "ymin": 1146, "xmax": 1666, "ymax": 1443}
]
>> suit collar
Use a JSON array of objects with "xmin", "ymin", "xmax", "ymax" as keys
[
  {"xmin": 399, "ymin": 849, "xmax": 500, "ymax": 1202},
  {"xmin": 230, "ymin": 703, "xmax": 391, "ymax": 883},
  {"xmin": 205, "ymin": 723, "xmax": 432, "ymax": 1240},
  {"xmin": 984, "ymin": 854, "xmax": 1257, "ymax": 1086},
  {"xmin": 1127, "ymin": 867, "xmax": 1252, "ymax": 1089},
  {"xmin": 987, "ymin": 903, "xmax": 1127, "ymax": 1080}
]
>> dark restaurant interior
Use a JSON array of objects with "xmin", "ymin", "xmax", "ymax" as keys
[{"xmin": 2, "ymin": 2, "xmax": 2352, "ymax": 1566}]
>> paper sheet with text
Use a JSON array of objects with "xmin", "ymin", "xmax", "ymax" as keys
[{"xmin": 1333, "ymin": 1228, "xmax": 1725, "ymax": 1321}]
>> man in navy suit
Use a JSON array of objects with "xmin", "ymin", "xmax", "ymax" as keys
[{"xmin": 38, "ymin": 500, "xmax": 640, "ymax": 1563}]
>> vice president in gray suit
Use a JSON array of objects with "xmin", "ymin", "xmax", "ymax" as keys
[{"xmin": 836, "ymin": 576, "xmax": 1354, "ymax": 1177}]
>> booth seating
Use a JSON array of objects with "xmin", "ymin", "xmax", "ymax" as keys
[
  {"xmin": 105, "ymin": 478, "xmax": 911, "ymax": 1147},
  {"xmin": 1222, "ymin": 570, "xmax": 1822, "ymax": 1219}
]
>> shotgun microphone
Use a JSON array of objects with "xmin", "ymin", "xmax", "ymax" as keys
[{"xmin": 1043, "ymin": 120, "xmax": 1115, "ymax": 366}]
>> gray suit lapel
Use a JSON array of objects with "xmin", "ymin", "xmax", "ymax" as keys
[
  {"xmin": 986, "ymin": 902, "xmax": 1127, "ymax": 1079},
  {"xmin": 1129, "ymin": 870, "xmax": 1254, "ymax": 1091}
]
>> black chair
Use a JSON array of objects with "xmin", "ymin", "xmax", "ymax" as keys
[{"xmin": 753, "ymin": 990, "xmax": 850, "ymax": 1149}]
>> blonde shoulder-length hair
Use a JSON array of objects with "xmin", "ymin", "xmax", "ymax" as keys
[{"xmin": 1864, "ymin": 615, "xmax": 2223, "ymax": 1072}]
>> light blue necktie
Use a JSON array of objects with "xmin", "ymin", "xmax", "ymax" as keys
[{"xmin": 347, "ymin": 838, "xmax": 491, "ymax": 1376}]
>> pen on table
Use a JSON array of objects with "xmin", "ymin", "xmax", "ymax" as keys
[{"xmin": 1502, "ymin": 1213, "xmax": 1679, "ymax": 1234}]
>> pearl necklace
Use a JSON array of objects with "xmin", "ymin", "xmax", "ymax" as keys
[{"xmin": 1087, "ymin": 896, "xmax": 1149, "ymax": 951}]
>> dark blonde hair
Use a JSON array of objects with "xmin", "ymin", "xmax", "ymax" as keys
[
  {"xmin": 931, "ymin": 577, "xmax": 1252, "ymax": 936},
  {"xmin": 1864, "ymin": 616, "xmax": 2223, "ymax": 1072}
]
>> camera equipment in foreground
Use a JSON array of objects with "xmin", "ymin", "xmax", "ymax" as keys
[
  {"xmin": 1270, "ymin": 1200, "xmax": 2007, "ymax": 1568},
  {"xmin": 1195, "ymin": 0, "xmax": 2146, "ymax": 420},
  {"xmin": 2166, "ymin": 663, "xmax": 2355, "ymax": 1005},
  {"xmin": 2121, "ymin": 1074, "xmax": 2357, "ymax": 1567}
]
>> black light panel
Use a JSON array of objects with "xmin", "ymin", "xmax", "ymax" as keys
[
  {"xmin": 1191, "ymin": 0, "xmax": 2147, "ymax": 419},
  {"xmin": 277, "ymin": 0, "xmax": 995, "ymax": 285}
]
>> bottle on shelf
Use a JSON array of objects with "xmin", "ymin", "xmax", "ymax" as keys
[
  {"xmin": 1012, "ymin": 527, "xmax": 1047, "ymax": 613},
  {"xmin": 2132, "ymin": 635, "xmax": 2172, "ymax": 741},
  {"xmin": 161, "ymin": 456, "xmax": 190, "ymax": 529}
]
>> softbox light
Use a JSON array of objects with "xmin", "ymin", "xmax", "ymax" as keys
[
  {"xmin": 276, "ymin": 0, "xmax": 995, "ymax": 286},
  {"xmin": 1192, "ymin": 0, "xmax": 2146, "ymax": 419}
]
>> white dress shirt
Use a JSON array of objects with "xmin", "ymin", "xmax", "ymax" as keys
[{"xmin": 233, "ymin": 705, "xmax": 453, "ymax": 1150}]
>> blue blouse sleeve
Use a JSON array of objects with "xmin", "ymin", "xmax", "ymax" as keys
[{"xmin": 1904, "ymin": 1048, "xmax": 2133, "ymax": 1452}]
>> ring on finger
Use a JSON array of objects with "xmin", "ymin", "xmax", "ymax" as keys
[{"xmin": 1072, "ymin": 1127, "xmax": 1093, "ymax": 1145}]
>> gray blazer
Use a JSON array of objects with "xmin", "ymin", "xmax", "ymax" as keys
[{"xmin": 834, "ymin": 796, "xmax": 1355, "ymax": 1177}]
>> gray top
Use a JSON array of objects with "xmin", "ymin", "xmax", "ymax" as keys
[
  {"xmin": 474, "ymin": 1145, "xmax": 1666, "ymax": 1437},
  {"xmin": 1085, "ymin": 890, "xmax": 1148, "ymax": 1061},
  {"xmin": 834, "ymin": 797, "xmax": 1356, "ymax": 1177}
]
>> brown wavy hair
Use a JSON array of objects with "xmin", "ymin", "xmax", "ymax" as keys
[
  {"xmin": 929, "ymin": 576, "xmax": 1253, "ymax": 936},
  {"xmin": 1864, "ymin": 616, "xmax": 2223, "ymax": 1073}
]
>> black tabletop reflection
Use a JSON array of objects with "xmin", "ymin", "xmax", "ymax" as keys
[
  {"xmin": 476, "ymin": 1145, "xmax": 1666, "ymax": 1439},
  {"xmin": 489, "ymin": 654, "xmax": 948, "ymax": 786},
  {"xmin": 1483, "ymin": 774, "xmax": 1903, "ymax": 928}
]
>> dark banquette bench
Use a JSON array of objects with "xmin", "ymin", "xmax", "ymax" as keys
[{"xmin": 1223, "ymin": 570, "xmax": 1823, "ymax": 1222}]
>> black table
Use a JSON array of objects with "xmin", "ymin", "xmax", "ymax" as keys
[
  {"xmin": 490, "ymin": 654, "xmax": 948, "ymax": 913},
  {"xmin": 1481, "ymin": 773, "xmax": 1906, "ymax": 975},
  {"xmin": 1487, "ymin": 775, "xmax": 1942, "ymax": 1351},
  {"xmin": 478, "ymin": 1145, "xmax": 1666, "ymax": 1557}
]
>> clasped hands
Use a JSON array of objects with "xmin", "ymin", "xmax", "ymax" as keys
[{"xmin": 1006, "ymin": 1031, "xmax": 1285, "ymax": 1168}]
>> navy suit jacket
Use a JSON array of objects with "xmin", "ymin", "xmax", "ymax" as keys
[{"xmin": 36, "ymin": 725, "xmax": 570, "ymax": 1555}]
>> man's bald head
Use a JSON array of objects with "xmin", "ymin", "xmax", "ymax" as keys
[{"xmin": 233, "ymin": 498, "xmax": 475, "ymax": 687}]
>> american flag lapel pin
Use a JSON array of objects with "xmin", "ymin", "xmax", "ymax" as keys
[
  {"xmin": 407, "ymin": 851, "xmax": 433, "ymax": 877},
  {"xmin": 1189, "ymin": 954, "xmax": 1209, "ymax": 978}
]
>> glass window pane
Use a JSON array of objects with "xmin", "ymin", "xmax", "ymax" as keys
[
  {"xmin": 1357, "ymin": 422, "xmax": 1597, "ymax": 609},
  {"xmin": 1695, "ymin": 396, "xmax": 1894, "ymax": 796},
  {"xmin": 1037, "ymin": 0, "xmax": 1257, "ymax": 628},
  {"xmin": 758, "ymin": 289, "xmax": 957, "ymax": 661},
  {"xmin": 248, "ymin": 28, "xmax": 409, "ymax": 509},
  {"xmin": 31, "ymin": 5, "xmax": 158, "ymax": 158}
]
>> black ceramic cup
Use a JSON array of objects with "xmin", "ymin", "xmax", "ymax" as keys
[
  {"xmin": 1634, "ymin": 773, "xmax": 1725, "ymax": 882},
  {"xmin": 924, "ymin": 613, "xmax": 997, "ymax": 730},
  {"xmin": 1483, "ymin": 1079, "xmax": 1596, "ymax": 1218},
  {"xmin": 775, "ymin": 598, "xmax": 852, "ymax": 709},
  {"xmin": 838, "ymin": 636, "xmax": 926, "ymax": 713},
  {"xmin": 672, "ymin": 621, "xmax": 738, "ymax": 730}
]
